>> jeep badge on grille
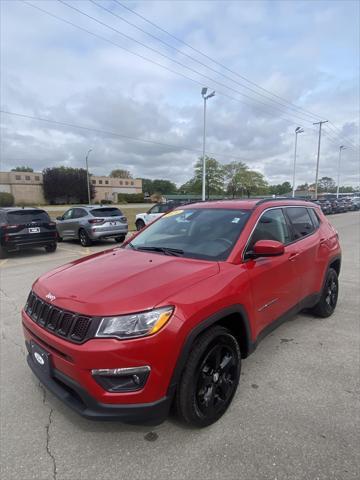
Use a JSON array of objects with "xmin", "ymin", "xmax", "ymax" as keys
[{"xmin": 45, "ymin": 292, "xmax": 56, "ymax": 302}]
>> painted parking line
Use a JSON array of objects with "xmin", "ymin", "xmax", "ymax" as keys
[
  {"xmin": 0, "ymin": 259, "xmax": 8, "ymax": 267},
  {"xmin": 57, "ymin": 246, "xmax": 94, "ymax": 256}
]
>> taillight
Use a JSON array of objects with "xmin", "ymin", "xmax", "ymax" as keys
[
  {"xmin": 48, "ymin": 222, "xmax": 56, "ymax": 227},
  {"xmin": 5, "ymin": 224, "xmax": 19, "ymax": 230},
  {"xmin": 88, "ymin": 218, "xmax": 104, "ymax": 224}
]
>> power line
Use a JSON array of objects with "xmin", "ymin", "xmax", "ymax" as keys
[
  {"xmin": 90, "ymin": 0, "xmax": 321, "ymax": 123},
  {"xmin": 57, "ymin": 0, "xmax": 316, "ymax": 125},
  {"xmin": 113, "ymin": 0, "xmax": 325, "ymax": 123},
  {"xmin": 22, "ymin": 0, "xmax": 324, "ymax": 129},
  {"xmin": 0, "ymin": 109, "xmax": 250, "ymax": 163}
]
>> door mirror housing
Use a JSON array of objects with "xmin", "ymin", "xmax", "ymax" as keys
[
  {"xmin": 252, "ymin": 240, "xmax": 285, "ymax": 257},
  {"xmin": 56, "ymin": 216, "xmax": 63, "ymax": 221}
]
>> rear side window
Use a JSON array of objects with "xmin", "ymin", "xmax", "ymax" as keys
[
  {"xmin": 286, "ymin": 207, "xmax": 314, "ymax": 239},
  {"xmin": 90, "ymin": 208, "xmax": 123, "ymax": 217},
  {"xmin": 308, "ymin": 208, "xmax": 320, "ymax": 228},
  {"xmin": 73, "ymin": 208, "xmax": 87, "ymax": 219},
  {"xmin": 6, "ymin": 210, "xmax": 50, "ymax": 225}
]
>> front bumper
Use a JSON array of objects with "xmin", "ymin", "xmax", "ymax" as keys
[{"xmin": 26, "ymin": 349, "xmax": 171, "ymax": 424}]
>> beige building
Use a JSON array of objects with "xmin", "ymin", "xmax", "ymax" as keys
[
  {"xmin": 0, "ymin": 171, "xmax": 45, "ymax": 204},
  {"xmin": 91, "ymin": 176, "xmax": 142, "ymax": 202},
  {"xmin": 0, "ymin": 171, "xmax": 142, "ymax": 204}
]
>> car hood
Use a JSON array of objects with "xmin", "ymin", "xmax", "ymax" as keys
[{"xmin": 33, "ymin": 248, "xmax": 220, "ymax": 316}]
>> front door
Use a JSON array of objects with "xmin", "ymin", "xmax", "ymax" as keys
[
  {"xmin": 244, "ymin": 208, "xmax": 300, "ymax": 337},
  {"xmin": 58, "ymin": 209, "xmax": 76, "ymax": 238}
]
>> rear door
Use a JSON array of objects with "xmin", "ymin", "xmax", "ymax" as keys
[
  {"xmin": 284, "ymin": 206, "xmax": 321, "ymax": 302},
  {"xmin": 57, "ymin": 209, "xmax": 76, "ymax": 238},
  {"xmin": 244, "ymin": 208, "xmax": 301, "ymax": 335}
]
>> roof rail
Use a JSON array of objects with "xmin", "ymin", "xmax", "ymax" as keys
[{"xmin": 255, "ymin": 197, "xmax": 312, "ymax": 206}]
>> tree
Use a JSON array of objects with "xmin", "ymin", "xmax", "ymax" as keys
[
  {"xmin": 179, "ymin": 177, "xmax": 202, "ymax": 195},
  {"xmin": 11, "ymin": 166, "xmax": 34, "ymax": 172},
  {"xmin": 268, "ymin": 181, "xmax": 292, "ymax": 196},
  {"xmin": 42, "ymin": 167, "xmax": 95, "ymax": 204},
  {"xmin": 194, "ymin": 156, "xmax": 225, "ymax": 197},
  {"xmin": 223, "ymin": 161, "xmax": 248, "ymax": 197},
  {"xmin": 140, "ymin": 178, "xmax": 177, "ymax": 195},
  {"xmin": 318, "ymin": 176, "xmax": 336, "ymax": 193},
  {"xmin": 241, "ymin": 170, "xmax": 268, "ymax": 197},
  {"xmin": 110, "ymin": 169, "xmax": 132, "ymax": 178}
]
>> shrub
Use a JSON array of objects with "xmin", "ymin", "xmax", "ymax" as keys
[
  {"xmin": 100, "ymin": 199, "xmax": 113, "ymax": 204},
  {"xmin": 117, "ymin": 193, "xmax": 144, "ymax": 203},
  {"xmin": 0, "ymin": 192, "xmax": 15, "ymax": 207}
]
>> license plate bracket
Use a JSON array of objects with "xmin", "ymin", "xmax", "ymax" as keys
[
  {"xmin": 30, "ymin": 341, "xmax": 52, "ymax": 376},
  {"xmin": 29, "ymin": 227, "xmax": 40, "ymax": 233}
]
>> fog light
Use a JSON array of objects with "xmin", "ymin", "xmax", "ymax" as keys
[{"xmin": 91, "ymin": 366, "xmax": 150, "ymax": 392}]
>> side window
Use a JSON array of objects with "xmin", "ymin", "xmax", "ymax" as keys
[
  {"xmin": 150, "ymin": 205, "xmax": 160, "ymax": 214},
  {"xmin": 286, "ymin": 207, "xmax": 314, "ymax": 239},
  {"xmin": 247, "ymin": 209, "xmax": 291, "ymax": 251},
  {"xmin": 62, "ymin": 209, "xmax": 73, "ymax": 220},
  {"xmin": 308, "ymin": 208, "xmax": 320, "ymax": 228},
  {"xmin": 73, "ymin": 208, "xmax": 87, "ymax": 219}
]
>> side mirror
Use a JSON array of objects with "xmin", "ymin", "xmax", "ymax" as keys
[
  {"xmin": 252, "ymin": 240, "xmax": 284, "ymax": 257},
  {"xmin": 56, "ymin": 216, "xmax": 63, "ymax": 221}
]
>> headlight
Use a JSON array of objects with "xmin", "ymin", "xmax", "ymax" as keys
[{"xmin": 95, "ymin": 306, "xmax": 174, "ymax": 339}]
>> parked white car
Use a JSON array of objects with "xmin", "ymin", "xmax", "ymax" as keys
[{"xmin": 135, "ymin": 204, "xmax": 173, "ymax": 231}]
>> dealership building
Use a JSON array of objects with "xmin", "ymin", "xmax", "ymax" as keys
[{"xmin": 0, "ymin": 171, "xmax": 142, "ymax": 204}]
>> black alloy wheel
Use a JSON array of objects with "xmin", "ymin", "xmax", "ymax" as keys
[
  {"xmin": 136, "ymin": 220, "xmax": 145, "ymax": 231},
  {"xmin": 312, "ymin": 267, "xmax": 339, "ymax": 318},
  {"xmin": 79, "ymin": 229, "xmax": 92, "ymax": 247}
]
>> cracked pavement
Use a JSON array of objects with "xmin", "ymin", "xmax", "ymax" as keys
[{"xmin": 0, "ymin": 213, "xmax": 359, "ymax": 480}]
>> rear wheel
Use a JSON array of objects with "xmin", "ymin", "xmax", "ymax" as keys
[
  {"xmin": 114, "ymin": 235, "xmax": 126, "ymax": 243},
  {"xmin": 79, "ymin": 228, "xmax": 92, "ymax": 247},
  {"xmin": 45, "ymin": 243, "xmax": 57, "ymax": 253},
  {"xmin": 0, "ymin": 245, "xmax": 8, "ymax": 259},
  {"xmin": 57, "ymin": 232, "xmax": 63, "ymax": 242},
  {"xmin": 136, "ymin": 219, "xmax": 145, "ymax": 231},
  {"xmin": 176, "ymin": 326, "xmax": 241, "ymax": 428},
  {"xmin": 311, "ymin": 267, "xmax": 338, "ymax": 318}
]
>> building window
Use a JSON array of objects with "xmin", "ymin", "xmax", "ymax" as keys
[
  {"xmin": 25, "ymin": 176, "xmax": 31, "ymax": 181},
  {"xmin": 99, "ymin": 180, "xmax": 103, "ymax": 185},
  {"xmin": 119, "ymin": 181, "xmax": 123, "ymax": 185},
  {"xmin": 15, "ymin": 175, "xmax": 21, "ymax": 180},
  {"xmin": 92, "ymin": 180, "xmax": 96, "ymax": 184},
  {"xmin": 125, "ymin": 181, "xmax": 129, "ymax": 185},
  {"xmin": 105, "ymin": 180, "xmax": 109, "ymax": 185},
  {"xmin": 131, "ymin": 181, "xmax": 134, "ymax": 185},
  {"xmin": 35, "ymin": 176, "xmax": 40, "ymax": 181}
]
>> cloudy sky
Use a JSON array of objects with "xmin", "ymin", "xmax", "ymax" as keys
[{"xmin": 1, "ymin": 0, "xmax": 359, "ymax": 187}]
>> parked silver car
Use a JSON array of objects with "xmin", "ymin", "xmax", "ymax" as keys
[{"xmin": 56, "ymin": 206, "xmax": 128, "ymax": 247}]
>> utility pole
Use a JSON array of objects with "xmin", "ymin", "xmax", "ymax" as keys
[
  {"xmin": 336, "ymin": 145, "xmax": 346, "ymax": 198},
  {"xmin": 313, "ymin": 120, "xmax": 328, "ymax": 199},
  {"xmin": 292, "ymin": 127, "xmax": 304, "ymax": 197},
  {"xmin": 201, "ymin": 87, "xmax": 215, "ymax": 201},
  {"xmin": 85, "ymin": 149, "xmax": 92, "ymax": 205}
]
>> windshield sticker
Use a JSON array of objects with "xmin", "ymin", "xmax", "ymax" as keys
[
  {"xmin": 164, "ymin": 210, "xmax": 184, "ymax": 218},
  {"xmin": 232, "ymin": 217, "xmax": 241, "ymax": 223}
]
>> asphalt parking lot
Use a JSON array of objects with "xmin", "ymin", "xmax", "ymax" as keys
[{"xmin": 1, "ymin": 212, "xmax": 359, "ymax": 480}]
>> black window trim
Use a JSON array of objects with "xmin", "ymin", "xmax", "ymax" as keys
[{"xmin": 243, "ymin": 205, "xmax": 321, "ymax": 261}]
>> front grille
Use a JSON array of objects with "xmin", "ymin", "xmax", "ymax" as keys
[{"xmin": 25, "ymin": 292, "xmax": 93, "ymax": 343}]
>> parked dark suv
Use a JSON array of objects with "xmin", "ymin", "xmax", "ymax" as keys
[{"xmin": 0, "ymin": 207, "xmax": 57, "ymax": 258}]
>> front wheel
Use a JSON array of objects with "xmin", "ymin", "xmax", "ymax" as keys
[
  {"xmin": 114, "ymin": 235, "xmax": 126, "ymax": 243},
  {"xmin": 136, "ymin": 219, "xmax": 145, "ymax": 231},
  {"xmin": 79, "ymin": 229, "xmax": 92, "ymax": 247},
  {"xmin": 311, "ymin": 267, "xmax": 339, "ymax": 318},
  {"xmin": 45, "ymin": 243, "xmax": 57, "ymax": 253},
  {"xmin": 176, "ymin": 326, "xmax": 241, "ymax": 428}
]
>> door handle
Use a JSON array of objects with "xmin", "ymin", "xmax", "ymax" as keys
[{"xmin": 288, "ymin": 252, "xmax": 300, "ymax": 261}]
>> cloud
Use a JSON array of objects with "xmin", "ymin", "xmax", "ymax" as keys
[{"xmin": 0, "ymin": 0, "xmax": 359, "ymax": 187}]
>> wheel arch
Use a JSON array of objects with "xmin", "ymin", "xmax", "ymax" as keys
[{"xmin": 167, "ymin": 305, "xmax": 253, "ymax": 396}]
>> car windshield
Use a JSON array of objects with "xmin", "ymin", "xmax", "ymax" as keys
[
  {"xmin": 6, "ymin": 210, "xmax": 50, "ymax": 224},
  {"xmin": 127, "ymin": 208, "xmax": 250, "ymax": 261},
  {"xmin": 90, "ymin": 208, "xmax": 123, "ymax": 217}
]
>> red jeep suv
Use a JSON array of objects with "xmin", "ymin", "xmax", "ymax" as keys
[{"xmin": 22, "ymin": 199, "xmax": 341, "ymax": 427}]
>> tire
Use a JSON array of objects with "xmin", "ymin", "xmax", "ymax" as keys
[
  {"xmin": 311, "ymin": 268, "xmax": 339, "ymax": 318},
  {"xmin": 0, "ymin": 245, "xmax": 8, "ymax": 259},
  {"xmin": 79, "ymin": 229, "xmax": 92, "ymax": 247},
  {"xmin": 136, "ymin": 220, "xmax": 145, "ymax": 231},
  {"xmin": 175, "ymin": 326, "xmax": 241, "ymax": 428},
  {"xmin": 114, "ymin": 235, "xmax": 126, "ymax": 243},
  {"xmin": 57, "ymin": 232, "xmax": 63, "ymax": 242},
  {"xmin": 45, "ymin": 243, "xmax": 57, "ymax": 253}
]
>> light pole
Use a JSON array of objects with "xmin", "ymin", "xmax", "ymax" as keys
[
  {"xmin": 85, "ymin": 149, "xmax": 92, "ymax": 205},
  {"xmin": 292, "ymin": 126, "xmax": 304, "ymax": 197},
  {"xmin": 313, "ymin": 120, "xmax": 328, "ymax": 199},
  {"xmin": 336, "ymin": 145, "xmax": 346, "ymax": 199},
  {"xmin": 201, "ymin": 87, "xmax": 215, "ymax": 201}
]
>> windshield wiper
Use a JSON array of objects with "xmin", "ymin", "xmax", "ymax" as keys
[{"xmin": 136, "ymin": 246, "xmax": 184, "ymax": 256}]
